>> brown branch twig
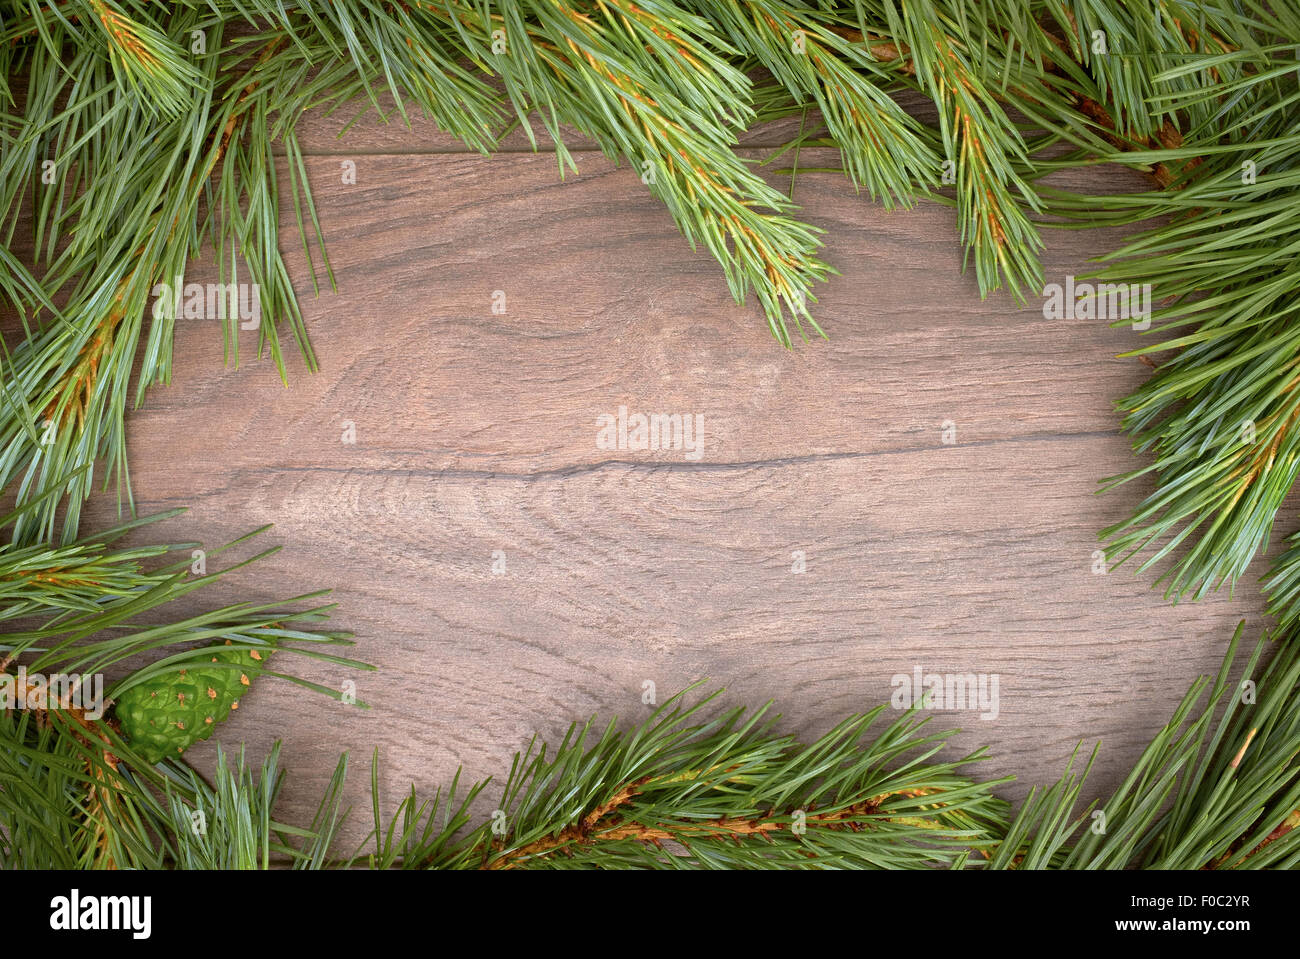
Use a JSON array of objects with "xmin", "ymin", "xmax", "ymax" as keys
[{"xmin": 485, "ymin": 780, "xmax": 943, "ymax": 869}]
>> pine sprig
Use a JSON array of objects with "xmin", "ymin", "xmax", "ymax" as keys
[
  {"xmin": 474, "ymin": 689, "xmax": 1008, "ymax": 869},
  {"xmin": 992, "ymin": 623, "xmax": 1300, "ymax": 870},
  {"xmin": 0, "ymin": 505, "xmax": 370, "ymax": 869},
  {"xmin": 164, "ymin": 743, "xmax": 352, "ymax": 870},
  {"xmin": 696, "ymin": 0, "xmax": 935, "ymax": 208},
  {"xmin": 1069, "ymin": 61, "xmax": 1300, "ymax": 601},
  {"xmin": 81, "ymin": 0, "xmax": 207, "ymax": 117},
  {"xmin": 867, "ymin": 0, "xmax": 1047, "ymax": 298}
]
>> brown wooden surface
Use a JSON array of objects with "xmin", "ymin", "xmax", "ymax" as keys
[{"xmin": 74, "ymin": 118, "xmax": 1281, "ymax": 847}]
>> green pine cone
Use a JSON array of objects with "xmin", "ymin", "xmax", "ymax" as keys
[{"xmin": 114, "ymin": 641, "xmax": 272, "ymax": 763}]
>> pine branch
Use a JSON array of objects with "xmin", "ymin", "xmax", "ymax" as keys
[
  {"xmin": 1074, "ymin": 83, "xmax": 1300, "ymax": 601},
  {"xmin": 474, "ymin": 691, "xmax": 1007, "ymax": 869},
  {"xmin": 0, "ymin": 504, "xmax": 370, "ymax": 868},
  {"xmin": 991, "ymin": 622, "xmax": 1300, "ymax": 870},
  {"xmin": 692, "ymin": 0, "xmax": 935, "ymax": 207}
]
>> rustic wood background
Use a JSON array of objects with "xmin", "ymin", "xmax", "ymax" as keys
[{"xmin": 69, "ymin": 105, "xmax": 1281, "ymax": 850}]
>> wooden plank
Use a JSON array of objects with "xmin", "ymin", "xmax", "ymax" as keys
[
  {"xmin": 129, "ymin": 150, "xmax": 1163, "ymax": 469},
  {"xmin": 70, "ymin": 148, "xmax": 1277, "ymax": 846}
]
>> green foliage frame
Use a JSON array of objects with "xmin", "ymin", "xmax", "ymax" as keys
[{"xmin": 1, "ymin": 0, "xmax": 1298, "ymax": 869}]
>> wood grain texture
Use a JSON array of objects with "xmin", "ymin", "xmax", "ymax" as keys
[{"xmin": 73, "ymin": 141, "xmax": 1282, "ymax": 850}]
